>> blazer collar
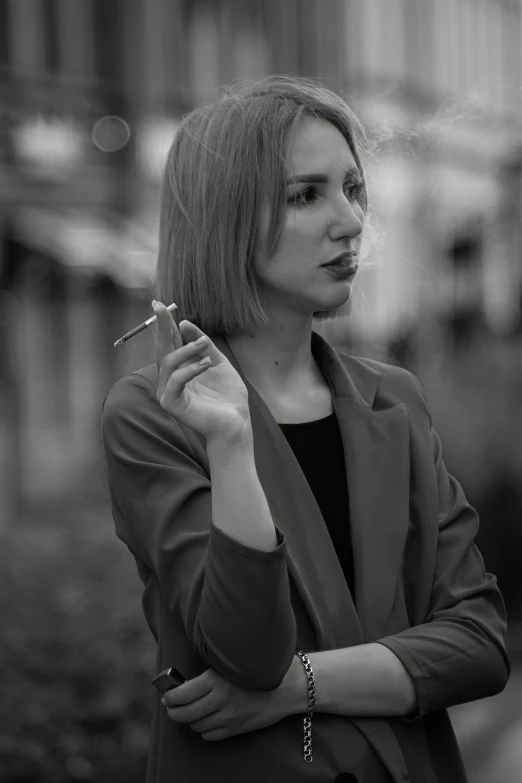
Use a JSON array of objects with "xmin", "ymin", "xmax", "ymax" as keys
[
  {"xmin": 216, "ymin": 329, "xmax": 381, "ymax": 408},
  {"xmin": 213, "ymin": 331, "xmax": 410, "ymax": 650}
]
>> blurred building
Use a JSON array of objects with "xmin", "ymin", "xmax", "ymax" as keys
[
  {"xmin": 1, "ymin": 0, "xmax": 522, "ymax": 513},
  {"xmin": 343, "ymin": 0, "xmax": 522, "ymax": 357}
]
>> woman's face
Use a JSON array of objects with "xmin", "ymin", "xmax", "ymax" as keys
[{"xmin": 255, "ymin": 116, "xmax": 365, "ymax": 320}]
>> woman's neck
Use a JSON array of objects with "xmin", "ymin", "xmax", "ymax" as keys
[{"xmin": 226, "ymin": 329, "xmax": 318, "ymax": 397}]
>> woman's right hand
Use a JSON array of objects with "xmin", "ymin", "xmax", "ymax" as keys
[{"xmin": 153, "ymin": 301, "xmax": 251, "ymax": 444}]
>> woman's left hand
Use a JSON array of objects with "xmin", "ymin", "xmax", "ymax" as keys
[{"xmin": 161, "ymin": 667, "xmax": 291, "ymax": 741}]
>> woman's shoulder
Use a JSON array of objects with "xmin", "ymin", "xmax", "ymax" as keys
[
  {"xmin": 102, "ymin": 363, "xmax": 158, "ymax": 415},
  {"xmin": 337, "ymin": 349, "xmax": 432, "ymax": 422},
  {"xmin": 100, "ymin": 363, "xmax": 170, "ymax": 445},
  {"xmin": 337, "ymin": 348, "xmax": 418, "ymax": 388},
  {"xmin": 100, "ymin": 361, "xmax": 206, "ymax": 461}
]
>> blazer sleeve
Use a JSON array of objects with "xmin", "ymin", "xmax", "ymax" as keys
[
  {"xmin": 100, "ymin": 372, "xmax": 296, "ymax": 691},
  {"xmin": 377, "ymin": 373, "xmax": 510, "ymax": 719}
]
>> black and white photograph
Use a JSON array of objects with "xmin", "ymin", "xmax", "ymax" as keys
[{"xmin": 1, "ymin": 2, "xmax": 521, "ymax": 782}]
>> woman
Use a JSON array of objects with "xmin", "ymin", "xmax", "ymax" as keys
[{"xmin": 101, "ymin": 75, "xmax": 510, "ymax": 783}]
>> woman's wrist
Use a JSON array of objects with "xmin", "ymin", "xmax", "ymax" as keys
[
  {"xmin": 205, "ymin": 416, "xmax": 254, "ymax": 450},
  {"xmin": 280, "ymin": 654, "xmax": 311, "ymax": 716}
]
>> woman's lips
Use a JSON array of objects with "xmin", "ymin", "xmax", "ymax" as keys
[{"xmin": 322, "ymin": 259, "xmax": 358, "ymax": 278}]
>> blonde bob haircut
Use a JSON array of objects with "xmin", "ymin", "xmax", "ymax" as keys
[{"xmin": 153, "ymin": 74, "xmax": 371, "ymax": 337}]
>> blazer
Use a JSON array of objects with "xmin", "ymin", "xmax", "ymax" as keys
[{"xmin": 101, "ymin": 329, "xmax": 510, "ymax": 783}]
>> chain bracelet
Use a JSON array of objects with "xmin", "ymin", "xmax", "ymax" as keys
[{"xmin": 295, "ymin": 651, "xmax": 316, "ymax": 764}]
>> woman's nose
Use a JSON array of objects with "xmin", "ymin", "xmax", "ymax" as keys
[{"xmin": 330, "ymin": 197, "xmax": 363, "ymax": 240}]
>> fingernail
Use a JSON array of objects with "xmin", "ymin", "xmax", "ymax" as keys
[{"xmin": 161, "ymin": 697, "xmax": 166, "ymax": 706}]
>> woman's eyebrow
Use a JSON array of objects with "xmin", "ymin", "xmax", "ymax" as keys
[{"xmin": 286, "ymin": 167, "xmax": 361, "ymax": 184}]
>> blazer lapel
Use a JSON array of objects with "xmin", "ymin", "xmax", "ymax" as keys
[
  {"xmin": 245, "ymin": 385, "xmax": 365, "ymax": 650},
  {"xmin": 309, "ymin": 331, "xmax": 411, "ymax": 642},
  {"xmin": 214, "ymin": 331, "xmax": 411, "ymax": 647},
  {"xmin": 336, "ymin": 398, "xmax": 410, "ymax": 641}
]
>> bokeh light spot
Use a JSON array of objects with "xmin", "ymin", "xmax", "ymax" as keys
[{"xmin": 92, "ymin": 115, "xmax": 131, "ymax": 152}]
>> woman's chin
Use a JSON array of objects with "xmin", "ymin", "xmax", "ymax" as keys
[{"xmin": 313, "ymin": 292, "xmax": 354, "ymax": 322}]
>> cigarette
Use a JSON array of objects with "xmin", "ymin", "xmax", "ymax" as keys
[{"xmin": 114, "ymin": 302, "xmax": 179, "ymax": 347}]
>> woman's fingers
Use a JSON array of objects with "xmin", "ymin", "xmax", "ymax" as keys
[
  {"xmin": 164, "ymin": 687, "xmax": 220, "ymax": 725},
  {"xmin": 156, "ymin": 338, "xmax": 211, "ymax": 405},
  {"xmin": 163, "ymin": 675, "xmax": 214, "ymax": 708},
  {"xmin": 177, "ymin": 320, "xmax": 225, "ymax": 365},
  {"xmin": 153, "ymin": 301, "xmax": 223, "ymax": 367},
  {"xmin": 154, "ymin": 301, "xmax": 193, "ymax": 402},
  {"xmin": 165, "ymin": 694, "xmax": 217, "ymax": 721},
  {"xmin": 153, "ymin": 302, "xmax": 225, "ymax": 401},
  {"xmin": 154, "ymin": 301, "xmax": 182, "ymax": 368}
]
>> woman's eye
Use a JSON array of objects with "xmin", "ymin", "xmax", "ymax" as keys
[
  {"xmin": 288, "ymin": 188, "xmax": 316, "ymax": 207},
  {"xmin": 346, "ymin": 181, "xmax": 367, "ymax": 209},
  {"xmin": 287, "ymin": 181, "xmax": 366, "ymax": 208},
  {"xmin": 345, "ymin": 181, "xmax": 364, "ymax": 200}
]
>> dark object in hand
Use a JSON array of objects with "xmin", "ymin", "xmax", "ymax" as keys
[{"xmin": 152, "ymin": 666, "xmax": 186, "ymax": 695}]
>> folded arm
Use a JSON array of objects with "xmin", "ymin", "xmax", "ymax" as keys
[
  {"xmin": 283, "ymin": 644, "xmax": 417, "ymax": 718},
  {"xmin": 283, "ymin": 389, "xmax": 510, "ymax": 720},
  {"xmin": 376, "ymin": 424, "xmax": 510, "ymax": 719},
  {"xmin": 101, "ymin": 374, "xmax": 296, "ymax": 691}
]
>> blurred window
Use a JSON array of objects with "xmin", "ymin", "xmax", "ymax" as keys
[
  {"xmin": 92, "ymin": 0, "xmax": 123, "ymax": 85},
  {"xmin": 55, "ymin": 0, "xmax": 95, "ymax": 79},
  {"xmin": 189, "ymin": 2, "xmax": 220, "ymax": 100},
  {"xmin": 295, "ymin": 0, "xmax": 318, "ymax": 76},
  {"xmin": 270, "ymin": 0, "xmax": 299, "ymax": 74},
  {"xmin": 9, "ymin": 0, "xmax": 46, "ymax": 74},
  {"xmin": 322, "ymin": 0, "xmax": 342, "ymax": 80},
  {"xmin": 42, "ymin": 0, "xmax": 59, "ymax": 73},
  {"xmin": 0, "ymin": 0, "xmax": 9, "ymax": 68}
]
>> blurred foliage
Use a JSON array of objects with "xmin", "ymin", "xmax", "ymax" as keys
[{"xmin": 0, "ymin": 491, "xmax": 155, "ymax": 783}]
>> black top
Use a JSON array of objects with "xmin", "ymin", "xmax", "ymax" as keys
[{"xmin": 278, "ymin": 412, "xmax": 355, "ymax": 601}]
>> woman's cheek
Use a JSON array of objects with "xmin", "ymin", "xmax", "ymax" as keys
[{"xmin": 286, "ymin": 209, "xmax": 322, "ymax": 237}]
